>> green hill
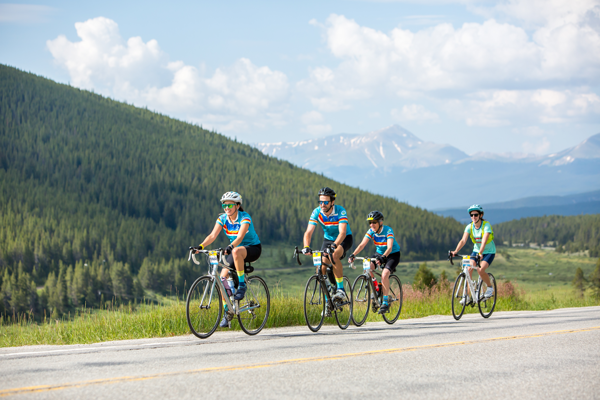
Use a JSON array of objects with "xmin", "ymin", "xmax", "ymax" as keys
[{"xmin": 0, "ymin": 64, "xmax": 462, "ymax": 317}]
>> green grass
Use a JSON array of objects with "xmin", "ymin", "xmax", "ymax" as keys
[{"xmin": 1, "ymin": 247, "xmax": 598, "ymax": 347}]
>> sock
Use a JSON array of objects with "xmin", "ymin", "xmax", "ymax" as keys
[
  {"xmin": 335, "ymin": 277, "xmax": 344, "ymax": 290},
  {"xmin": 237, "ymin": 270, "xmax": 245, "ymax": 286},
  {"xmin": 383, "ymin": 295, "xmax": 389, "ymax": 305}
]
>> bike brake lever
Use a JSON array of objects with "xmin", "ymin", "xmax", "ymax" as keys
[{"xmin": 293, "ymin": 246, "xmax": 302, "ymax": 266}]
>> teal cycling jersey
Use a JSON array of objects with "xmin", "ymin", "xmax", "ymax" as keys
[
  {"xmin": 308, "ymin": 205, "xmax": 352, "ymax": 241},
  {"xmin": 464, "ymin": 221, "xmax": 496, "ymax": 254},
  {"xmin": 216, "ymin": 211, "xmax": 261, "ymax": 247},
  {"xmin": 365, "ymin": 225, "xmax": 401, "ymax": 255}
]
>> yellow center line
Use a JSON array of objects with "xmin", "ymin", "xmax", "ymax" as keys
[{"xmin": 2, "ymin": 326, "xmax": 598, "ymax": 397}]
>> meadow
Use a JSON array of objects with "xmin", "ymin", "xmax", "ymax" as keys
[{"xmin": 1, "ymin": 246, "xmax": 598, "ymax": 347}]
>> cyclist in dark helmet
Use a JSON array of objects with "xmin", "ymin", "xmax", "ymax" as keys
[
  {"xmin": 451, "ymin": 204, "xmax": 496, "ymax": 304},
  {"xmin": 302, "ymin": 187, "xmax": 353, "ymax": 307},
  {"xmin": 348, "ymin": 211, "xmax": 401, "ymax": 314}
]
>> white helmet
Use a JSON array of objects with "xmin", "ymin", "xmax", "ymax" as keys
[{"xmin": 220, "ymin": 191, "xmax": 242, "ymax": 204}]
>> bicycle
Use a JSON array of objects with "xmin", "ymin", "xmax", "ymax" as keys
[
  {"xmin": 186, "ymin": 247, "xmax": 270, "ymax": 338},
  {"xmin": 448, "ymin": 251, "xmax": 497, "ymax": 320},
  {"xmin": 349, "ymin": 257, "xmax": 403, "ymax": 326},
  {"xmin": 293, "ymin": 246, "xmax": 353, "ymax": 332}
]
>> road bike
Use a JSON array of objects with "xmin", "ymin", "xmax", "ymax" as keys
[
  {"xmin": 349, "ymin": 256, "xmax": 403, "ymax": 326},
  {"xmin": 293, "ymin": 246, "xmax": 353, "ymax": 332},
  {"xmin": 186, "ymin": 247, "xmax": 270, "ymax": 338},
  {"xmin": 448, "ymin": 252, "xmax": 497, "ymax": 320}
]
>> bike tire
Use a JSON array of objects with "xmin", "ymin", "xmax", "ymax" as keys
[
  {"xmin": 237, "ymin": 275, "xmax": 270, "ymax": 335},
  {"xmin": 382, "ymin": 275, "xmax": 403, "ymax": 324},
  {"xmin": 478, "ymin": 272, "xmax": 497, "ymax": 318},
  {"xmin": 351, "ymin": 275, "xmax": 371, "ymax": 326},
  {"xmin": 303, "ymin": 275, "xmax": 326, "ymax": 332},
  {"xmin": 451, "ymin": 273, "xmax": 467, "ymax": 321},
  {"xmin": 186, "ymin": 276, "xmax": 222, "ymax": 339},
  {"xmin": 334, "ymin": 276, "xmax": 353, "ymax": 330}
]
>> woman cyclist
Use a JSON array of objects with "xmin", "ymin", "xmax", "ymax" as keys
[
  {"xmin": 451, "ymin": 204, "xmax": 496, "ymax": 302},
  {"xmin": 195, "ymin": 191, "xmax": 261, "ymax": 327},
  {"xmin": 302, "ymin": 187, "xmax": 353, "ymax": 305},
  {"xmin": 348, "ymin": 211, "xmax": 401, "ymax": 314}
]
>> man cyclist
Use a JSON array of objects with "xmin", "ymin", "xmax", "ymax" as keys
[
  {"xmin": 195, "ymin": 191, "xmax": 262, "ymax": 328},
  {"xmin": 348, "ymin": 211, "xmax": 401, "ymax": 314},
  {"xmin": 302, "ymin": 187, "xmax": 353, "ymax": 309},
  {"xmin": 450, "ymin": 204, "xmax": 496, "ymax": 304}
]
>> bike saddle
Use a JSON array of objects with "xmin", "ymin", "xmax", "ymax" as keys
[{"xmin": 244, "ymin": 262, "xmax": 254, "ymax": 274}]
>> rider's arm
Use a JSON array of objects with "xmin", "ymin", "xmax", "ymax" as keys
[
  {"xmin": 230, "ymin": 223, "xmax": 250, "ymax": 248},
  {"xmin": 303, "ymin": 223, "xmax": 316, "ymax": 248},
  {"xmin": 479, "ymin": 232, "xmax": 490, "ymax": 254},
  {"xmin": 452, "ymin": 232, "xmax": 470, "ymax": 256},
  {"xmin": 351, "ymin": 236, "xmax": 370, "ymax": 256},
  {"xmin": 334, "ymin": 222, "xmax": 347, "ymax": 246},
  {"xmin": 200, "ymin": 222, "xmax": 222, "ymax": 248},
  {"xmin": 383, "ymin": 238, "xmax": 394, "ymax": 257}
]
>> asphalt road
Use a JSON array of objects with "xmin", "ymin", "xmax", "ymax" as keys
[{"xmin": 1, "ymin": 306, "xmax": 599, "ymax": 399}]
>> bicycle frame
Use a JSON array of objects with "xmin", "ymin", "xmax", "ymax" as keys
[
  {"xmin": 350, "ymin": 256, "xmax": 383, "ymax": 308},
  {"xmin": 188, "ymin": 249, "xmax": 262, "ymax": 316},
  {"xmin": 449, "ymin": 253, "xmax": 482, "ymax": 305}
]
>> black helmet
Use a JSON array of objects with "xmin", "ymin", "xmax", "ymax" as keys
[
  {"xmin": 318, "ymin": 187, "xmax": 336, "ymax": 199},
  {"xmin": 367, "ymin": 210, "xmax": 384, "ymax": 222}
]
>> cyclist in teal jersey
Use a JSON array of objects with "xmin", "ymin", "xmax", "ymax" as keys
[
  {"xmin": 348, "ymin": 211, "xmax": 401, "ymax": 314},
  {"xmin": 451, "ymin": 204, "xmax": 496, "ymax": 301},
  {"xmin": 195, "ymin": 191, "xmax": 261, "ymax": 327},
  {"xmin": 302, "ymin": 187, "xmax": 353, "ymax": 304}
]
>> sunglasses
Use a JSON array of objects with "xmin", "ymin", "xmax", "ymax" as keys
[
  {"xmin": 222, "ymin": 204, "xmax": 236, "ymax": 209},
  {"xmin": 368, "ymin": 221, "xmax": 379, "ymax": 225},
  {"xmin": 470, "ymin": 213, "xmax": 480, "ymax": 217},
  {"xmin": 318, "ymin": 201, "xmax": 330, "ymax": 205}
]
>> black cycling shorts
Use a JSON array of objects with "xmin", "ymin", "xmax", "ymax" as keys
[
  {"xmin": 225, "ymin": 243, "xmax": 262, "ymax": 267},
  {"xmin": 371, "ymin": 251, "xmax": 401, "ymax": 273},
  {"xmin": 321, "ymin": 235, "xmax": 353, "ymax": 259}
]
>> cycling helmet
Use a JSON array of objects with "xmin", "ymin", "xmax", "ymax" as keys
[
  {"xmin": 366, "ymin": 211, "xmax": 384, "ymax": 222},
  {"xmin": 318, "ymin": 187, "xmax": 336, "ymax": 199},
  {"xmin": 221, "ymin": 191, "xmax": 242, "ymax": 204},
  {"xmin": 467, "ymin": 204, "xmax": 483, "ymax": 214}
]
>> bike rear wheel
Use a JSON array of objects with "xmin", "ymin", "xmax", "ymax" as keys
[
  {"xmin": 478, "ymin": 273, "xmax": 497, "ymax": 318},
  {"xmin": 186, "ymin": 276, "xmax": 222, "ymax": 339},
  {"xmin": 303, "ymin": 275, "xmax": 325, "ymax": 332},
  {"xmin": 334, "ymin": 276, "xmax": 353, "ymax": 330},
  {"xmin": 451, "ymin": 273, "xmax": 467, "ymax": 321},
  {"xmin": 382, "ymin": 275, "xmax": 403, "ymax": 324},
  {"xmin": 351, "ymin": 275, "xmax": 371, "ymax": 326},
  {"xmin": 237, "ymin": 275, "xmax": 270, "ymax": 335}
]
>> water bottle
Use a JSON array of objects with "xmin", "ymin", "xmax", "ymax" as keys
[
  {"xmin": 227, "ymin": 277, "xmax": 236, "ymax": 295},
  {"xmin": 372, "ymin": 278, "xmax": 380, "ymax": 294},
  {"xmin": 221, "ymin": 277, "xmax": 232, "ymax": 297}
]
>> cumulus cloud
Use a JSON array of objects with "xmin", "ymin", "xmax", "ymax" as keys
[
  {"xmin": 300, "ymin": 110, "xmax": 332, "ymax": 135},
  {"xmin": 302, "ymin": 0, "xmax": 600, "ymax": 127},
  {"xmin": 47, "ymin": 17, "xmax": 290, "ymax": 135},
  {"xmin": 391, "ymin": 104, "xmax": 439, "ymax": 122}
]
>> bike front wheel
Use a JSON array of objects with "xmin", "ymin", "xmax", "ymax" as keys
[
  {"xmin": 334, "ymin": 276, "xmax": 353, "ymax": 330},
  {"xmin": 382, "ymin": 275, "xmax": 403, "ymax": 324},
  {"xmin": 186, "ymin": 276, "xmax": 222, "ymax": 339},
  {"xmin": 304, "ymin": 275, "xmax": 326, "ymax": 332},
  {"xmin": 478, "ymin": 273, "xmax": 497, "ymax": 318},
  {"xmin": 351, "ymin": 275, "xmax": 371, "ymax": 326},
  {"xmin": 451, "ymin": 273, "xmax": 467, "ymax": 321},
  {"xmin": 237, "ymin": 275, "xmax": 270, "ymax": 335}
]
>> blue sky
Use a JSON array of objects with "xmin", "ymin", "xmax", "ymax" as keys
[{"xmin": 1, "ymin": 0, "xmax": 599, "ymax": 155}]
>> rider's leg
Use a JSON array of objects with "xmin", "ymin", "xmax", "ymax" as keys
[
  {"xmin": 478, "ymin": 261, "xmax": 492, "ymax": 287},
  {"xmin": 381, "ymin": 268, "xmax": 391, "ymax": 297},
  {"xmin": 331, "ymin": 245, "xmax": 345, "ymax": 289},
  {"xmin": 232, "ymin": 246, "xmax": 248, "ymax": 300}
]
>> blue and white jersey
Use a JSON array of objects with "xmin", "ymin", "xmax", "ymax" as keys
[
  {"xmin": 216, "ymin": 211, "xmax": 261, "ymax": 247},
  {"xmin": 365, "ymin": 225, "xmax": 401, "ymax": 255},
  {"xmin": 308, "ymin": 205, "xmax": 352, "ymax": 241}
]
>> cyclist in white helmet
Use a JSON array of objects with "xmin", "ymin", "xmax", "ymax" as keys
[
  {"xmin": 195, "ymin": 191, "xmax": 261, "ymax": 328},
  {"xmin": 451, "ymin": 204, "xmax": 496, "ymax": 302}
]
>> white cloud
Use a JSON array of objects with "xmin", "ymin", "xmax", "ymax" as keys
[
  {"xmin": 522, "ymin": 137, "xmax": 551, "ymax": 154},
  {"xmin": 391, "ymin": 104, "xmax": 439, "ymax": 122},
  {"xmin": 47, "ymin": 17, "xmax": 290, "ymax": 135},
  {"xmin": 0, "ymin": 4, "xmax": 54, "ymax": 23},
  {"xmin": 444, "ymin": 88, "xmax": 600, "ymax": 126},
  {"xmin": 301, "ymin": 111, "xmax": 324, "ymax": 124}
]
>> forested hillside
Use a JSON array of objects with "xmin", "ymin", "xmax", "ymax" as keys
[
  {"xmin": 495, "ymin": 214, "xmax": 600, "ymax": 256},
  {"xmin": 0, "ymin": 64, "xmax": 462, "ymax": 318}
]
